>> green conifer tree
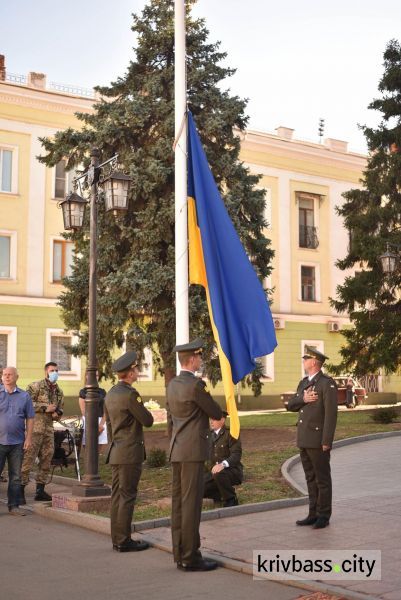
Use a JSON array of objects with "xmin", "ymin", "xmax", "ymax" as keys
[
  {"xmin": 332, "ymin": 39, "xmax": 401, "ymax": 376},
  {"xmin": 39, "ymin": 0, "xmax": 273, "ymax": 388}
]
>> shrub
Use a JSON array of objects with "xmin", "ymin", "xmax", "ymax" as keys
[
  {"xmin": 146, "ymin": 447, "xmax": 167, "ymax": 468},
  {"xmin": 370, "ymin": 407, "xmax": 399, "ymax": 424}
]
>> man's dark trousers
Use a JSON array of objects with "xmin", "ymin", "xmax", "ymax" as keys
[
  {"xmin": 171, "ymin": 462, "xmax": 204, "ymax": 565},
  {"xmin": 110, "ymin": 463, "xmax": 142, "ymax": 547},
  {"xmin": 204, "ymin": 469, "xmax": 240, "ymax": 502},
  {"xmin": 0, "ymin": 443, "xmax": 23, "ymax": 508},
  {"xmin": 300, "ymin": 447, "xmax": 332, "ymax": 519}
]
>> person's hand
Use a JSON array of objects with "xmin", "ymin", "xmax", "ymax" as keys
[
  {"xmin": 24, "ymin": 438, "xmax": 32, "ymax": 451},
  {"xmin": 211, "ymin": 463, "xmax": 225, "ymax": 474},
  {"xmin": 46, "ymin": 403, "xmax": 57, "ymax": 413},
  {"xmin": 98, "ymin": 423, "xmax": 105, "ymax": 434},
  {"xmin": 322, "ymin": 445, "xmax": 331, "ymax": 451},
  {"xmin": 303, "ymin": 389, "xmax": 318, "ymax": 403}
]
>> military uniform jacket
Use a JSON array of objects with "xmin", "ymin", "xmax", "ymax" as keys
[
  {"xmin": 104, "ymin": 381, "xmax": 154, "ymax": 465},
  {"xmin": 26, "ymin": 379, "xmax": 64, "ymax": 433},
  {"xmin": 209, "ymin": 426, "xmax": 243, "ymax": 482},
  {"xmin": 287, "ymin": 370, "xmax": 338, "ymax": 448},
  {"xmin": 166, "ymin": 370, "xmax": 223, "ymax": 462}
]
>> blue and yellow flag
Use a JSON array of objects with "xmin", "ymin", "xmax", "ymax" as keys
[{"xmin": 187, "ymin": 112, "xmax": 277, "ymax": 438}]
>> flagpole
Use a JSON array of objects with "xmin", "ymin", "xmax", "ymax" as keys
[{"xmin": 174, "ymin": 0, "xmax": 189, "ymax": 370}]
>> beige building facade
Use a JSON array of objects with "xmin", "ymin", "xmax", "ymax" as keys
[{"xmin": 1, "ymin": 58, "xmax": 397, "ymax": 408}]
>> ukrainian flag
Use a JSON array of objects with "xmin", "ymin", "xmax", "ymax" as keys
[{"xmin": 187, "ymin": 112, "xmax": 277, "ymax": 438}]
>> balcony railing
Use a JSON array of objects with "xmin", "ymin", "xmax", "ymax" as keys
[
  {"xmin": 299, "ymin": 225, "xmax": 319, "ymax": 249},
  {"xmin": 4, "ymin": 72, "xmax": 95, "ymax": 99}
]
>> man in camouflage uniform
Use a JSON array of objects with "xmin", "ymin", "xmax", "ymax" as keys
[{"xmin": 21, "ymin": 361, "xmax": 64, "ymax": 502}]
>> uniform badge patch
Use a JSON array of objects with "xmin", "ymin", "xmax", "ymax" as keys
[{"xmin": 137, "ymin": 396, "xmax": 142, "ymax": 403}]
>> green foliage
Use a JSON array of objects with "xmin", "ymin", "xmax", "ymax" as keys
[
  {"xmin": 38, "ymin": 0, "xmax": 273, "ymax": 389},
  {"xmin": 146, "ymin": 447, "xmax": 167, "ymax": 468},
  {"xmin": 370, "ymin": 407, "xmax": 399, "ymax": 423},
  {"xmin": 331, "ymin": 39, "xmax": 401, "ymax": 376}
]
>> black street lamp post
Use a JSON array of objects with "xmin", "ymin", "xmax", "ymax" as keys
[{"xmin": 59, "ymin": 148, "xmax": 131, "ymax": 496}]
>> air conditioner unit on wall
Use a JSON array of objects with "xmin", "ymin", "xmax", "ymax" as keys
[
  {"xmin": 328, "ymin": 321, "xmax": 341, "ymax": 333},
  {"xmin": 274, "ymin": 318, "xmax": 285, "ymax": 330}
]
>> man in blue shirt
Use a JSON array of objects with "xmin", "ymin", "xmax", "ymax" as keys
[{"xmin": 0, "ymin": 366, "xmax": 35, "ymax": 516}]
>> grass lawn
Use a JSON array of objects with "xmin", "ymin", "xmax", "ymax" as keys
[{"xmin": 51, "ymin": 408, "xmax": 401, "ymax": 521}]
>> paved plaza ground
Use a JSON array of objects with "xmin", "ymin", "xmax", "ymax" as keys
[{"xmin": 1, "ymin": 433, "xmax": 400, "ymax": 600}]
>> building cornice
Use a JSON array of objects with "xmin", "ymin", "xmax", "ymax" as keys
[
  {"xmin": 0, "ymin": 82, "xmax": 94, "ymax": 115},
  {"xmin": 0, "ymin": 294, "xmax": 58, "ymax": 307},
  {"xmin": 239, "ymin": 129, "xmax": 367, "ymax": 180}
]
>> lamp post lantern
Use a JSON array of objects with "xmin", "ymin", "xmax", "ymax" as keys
[
  {"xmin": 59, "ymin": 191, "xmax": 87, "ymax": 230},
  {"xmin": 60, "ymin": 148, "xmax": 131, "ymax": 497},
  {"xmin": 379, "ymin": 244, "xmax": 399, "ymax": 276}
]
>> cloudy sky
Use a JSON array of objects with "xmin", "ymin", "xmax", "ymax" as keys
[{"xmin": 1, "ymin": 0, "xmax": 401, "ymax": 152}]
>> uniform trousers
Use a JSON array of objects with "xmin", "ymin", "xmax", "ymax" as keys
[
  {"xmin": 110, "ymin": 462, "xmax": 142, "ymax": 546},
  {"xmin": 203, "ymin": 469, "xmax": 240, "ymax": 502},
  {"xmin": 21, "ymin": 428, "xmax": 54, "ymax": 485},
  {"xmin": 300, "ymin": 447, "xmax": 332, "ymax": 519},
  {"xmin": 171, "ymin": 462, "xmax": 204, "ymax": 565}
]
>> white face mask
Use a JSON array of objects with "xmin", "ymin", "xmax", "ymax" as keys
[{"xmin": 48, "ymin": 371, "xmax": 59, "ymax": 384}]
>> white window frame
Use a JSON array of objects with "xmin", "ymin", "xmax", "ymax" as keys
[
  {"xmin": 46, "ymin": 328, "xmax": 81, "ymax": 381},
  {"xmin": 259, "ymin": 352, "xmax": 274, "ymax": 382},
  {"xmin": 0, "ymin": 145, "xmax": 18, "ymax": 194},
  {"xmin": 300, "ymin": 339, "xmax": 325, "ymax": 377},
  {"xmin": 50, "ymin": 236, "xmax": 74, "ymax": 283},
  {"xmin": 0, "ymin": 326, "xmax": 17, "ymax": 367},
  {"xmin": 137, "ymin": 347, "xmax": 153, "ymax": 381},
  {"xmin": 52, "ymin": 161, "xmax": 81, "ymax": 200},
  {"xmin": 296, "ymin": 191, "xmax": 321, "ymax": 250},
  {"xmin": 0, "ymin": 229, "xmax": 17, "ymax": 280},
  {"xmin": 298, "ymin": 262, "xmax": 321, "ymax": 302}
]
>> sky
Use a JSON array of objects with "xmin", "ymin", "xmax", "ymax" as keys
[{"xmin": 1, "ymin": 0, "xmax": 401, "ymax": 153}]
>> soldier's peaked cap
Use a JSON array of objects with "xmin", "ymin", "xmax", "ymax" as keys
[
  {"xmin": 302, "ymin": 345, "xmax": 329, "ymax": 363},
  {"xmin": 112, "ymin": 351, "xmax": 138, "ymax": 372},
  {"xmin": 173, "ymin": 337, "xmax": 204, "ymax": 353}
]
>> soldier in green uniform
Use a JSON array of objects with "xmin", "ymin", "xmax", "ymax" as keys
[
  {"xmin": 167, "ymin": 338, "xmax": 223, "ymax": 572},
  {"xmin": 203, "ymin": 411, "xmax": 243, "ymax": 507},
  {"xmin": 104, "ymin": 351, "xmax": 153, "ymax": 552},
  {"xmin": 21, "ymin": 362, "xmax": 64, "ymax": 502},
  {"xmin": 287, "ymin": 346, "xmax": 338, "ymax": 529}
]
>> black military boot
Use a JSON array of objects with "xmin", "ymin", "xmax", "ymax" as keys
[
  {"xmin": 34, "ymin": 483, "xmax": 52, "ymax": 501},
  {"xmin": 20, "ymin": 484, "xmax": 26, "ymax": 505}
]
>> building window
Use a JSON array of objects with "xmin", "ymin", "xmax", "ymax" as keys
[
  {"xmin": 258, "ymin": 352, "xmax": 274, "ymax": 381},
  {"xmin": 0, "ymin": 327, "xmax": 17, "ymax": 367},
  {"xmin": 297, "ymin": 193, "xmax": 319, "ymax": 249},
  {"xmin": 301, "ymin": 265, "xmax": 315, "ymax": 301},
  {"xmin": 0, "ymin": 235, "xmax": 10, "ymax": 278},
  {"xmin": 137, "ymin": 347, "xmax": 153, "ymax": 381},
  {"xmin": 0, "ymin": 334, "xmax": 7, "ymax": 366},
  {"xmin": 0, "ymin": 231, "xmax": 16, "ymax": 280},
  {"xmin": 54, "ymin": 160, "xmax": 67, "ymax": 199},
  {"xmin": 46, "ymin": 329, "xmax": 81, "ymax": 379},
  {"xmin": 0, "ymin": 149, "xmax": 12, "ymax": 192},
  {"xmin": 50, "ymin": 336, "xmax": 72, "ymax": 371},
  {"xmin": 52, "ymin": 240, "xmax": 74, "ymax": 282}
]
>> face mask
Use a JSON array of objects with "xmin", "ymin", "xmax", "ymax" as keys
[{"xmin": 48, "ymin": 371, "xmax": 59, "ymax": 384}]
